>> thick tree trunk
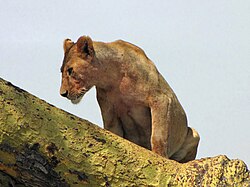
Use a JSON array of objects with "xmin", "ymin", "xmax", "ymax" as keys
[{"xmin": 0, "ymin": 77, "xmax": 249, "ymax": 187}]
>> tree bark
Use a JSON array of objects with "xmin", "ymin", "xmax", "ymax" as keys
[{"xmin": 0, "ymin": 77, "xmax": 249, "ymax": 187}]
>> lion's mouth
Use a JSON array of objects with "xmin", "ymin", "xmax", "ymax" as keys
[
  {"xmin": 70, "ymin": 94, "xmax": 84, "ymax": 104},
  {"xmin": 70, "ymin": 88, "xmax": 90, "ymax": 104}
]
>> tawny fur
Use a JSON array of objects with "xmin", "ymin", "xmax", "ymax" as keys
[{"xmin": 60, "ymin": 36, "xmax": 200, "ymax": 162}]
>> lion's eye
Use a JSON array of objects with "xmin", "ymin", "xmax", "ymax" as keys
[{"xmin": 67, "ymin": 68, "xmax": 73, "ymax": 76}]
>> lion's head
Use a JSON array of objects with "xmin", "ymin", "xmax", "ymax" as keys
[{"xmin": 60, "ymin": 36, "xmax": 97, "ymax": 104}]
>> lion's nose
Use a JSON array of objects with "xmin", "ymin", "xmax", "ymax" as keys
[{"xmin": 60, "ymin": 90, "xmax": 68, "ymax": 98}]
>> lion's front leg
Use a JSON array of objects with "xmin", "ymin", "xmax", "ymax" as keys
[
  {"xmin": 150, "ymin": 96, "xmax": 172, "ymax": 158},
  {"xmin": 96, "ymin": 88, "xmax": 124, "ymax": 137},
  {"xmin": 150, "ymin": 94, "xmax": 187, "ymax": 159}
]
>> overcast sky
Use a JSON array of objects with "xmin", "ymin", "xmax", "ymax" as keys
[{"xmin": 0, "ymin": 0, "xmax": 249, "ymax": 166}]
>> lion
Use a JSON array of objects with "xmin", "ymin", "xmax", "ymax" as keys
[{"xmin": 60, "ymin": 36, "xmax": 200, "ymax": 162}]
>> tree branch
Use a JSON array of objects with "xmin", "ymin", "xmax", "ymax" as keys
[{"xmin": 0, "ymin": 77, "xmax": 249, "ymax": 186}]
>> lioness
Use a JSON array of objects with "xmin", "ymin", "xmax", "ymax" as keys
[{"xmin": 60, "ymin": 36, "xmax": 200, "ymax": 162}]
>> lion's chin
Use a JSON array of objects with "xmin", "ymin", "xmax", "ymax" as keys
[{"xmin": 71, "ymin": 95, "xmax": 84, "ymax": 104}]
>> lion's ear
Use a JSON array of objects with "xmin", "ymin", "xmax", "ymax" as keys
[
  {"xmin": 63, "ymin": 39, "xmax": 74, "ymax": 53},
  {"xmin": 76, "ymin": 36, "xmax": 95, "ymax": 59}
]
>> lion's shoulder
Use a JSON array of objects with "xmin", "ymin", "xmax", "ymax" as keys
[{"xmin": 110, "ymin": 40, "xmax": 149, "ymax": 59}]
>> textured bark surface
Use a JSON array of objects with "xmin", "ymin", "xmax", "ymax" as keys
[{"xmin": 0, "ymin": 77, "xmax": 249, "ymax": 187}]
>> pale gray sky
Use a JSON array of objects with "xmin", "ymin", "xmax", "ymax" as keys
[{"xmin": 0, "ymin": 0, "xmax": 249, "ymax": 166}]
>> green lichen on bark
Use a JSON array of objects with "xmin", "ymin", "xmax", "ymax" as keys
[{"xmin": 0, "ymin": 77, "xmax": 249, "ymax": 186}]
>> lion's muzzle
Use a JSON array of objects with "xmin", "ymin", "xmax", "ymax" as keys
[{"xmin": 60, "ymin": 90, "xmax": 68, "ymax": 98}]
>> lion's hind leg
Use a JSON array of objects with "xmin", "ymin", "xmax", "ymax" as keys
[{"xmin": 170, "ymin": 127, "xmax": 200, "ymax": 163}]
